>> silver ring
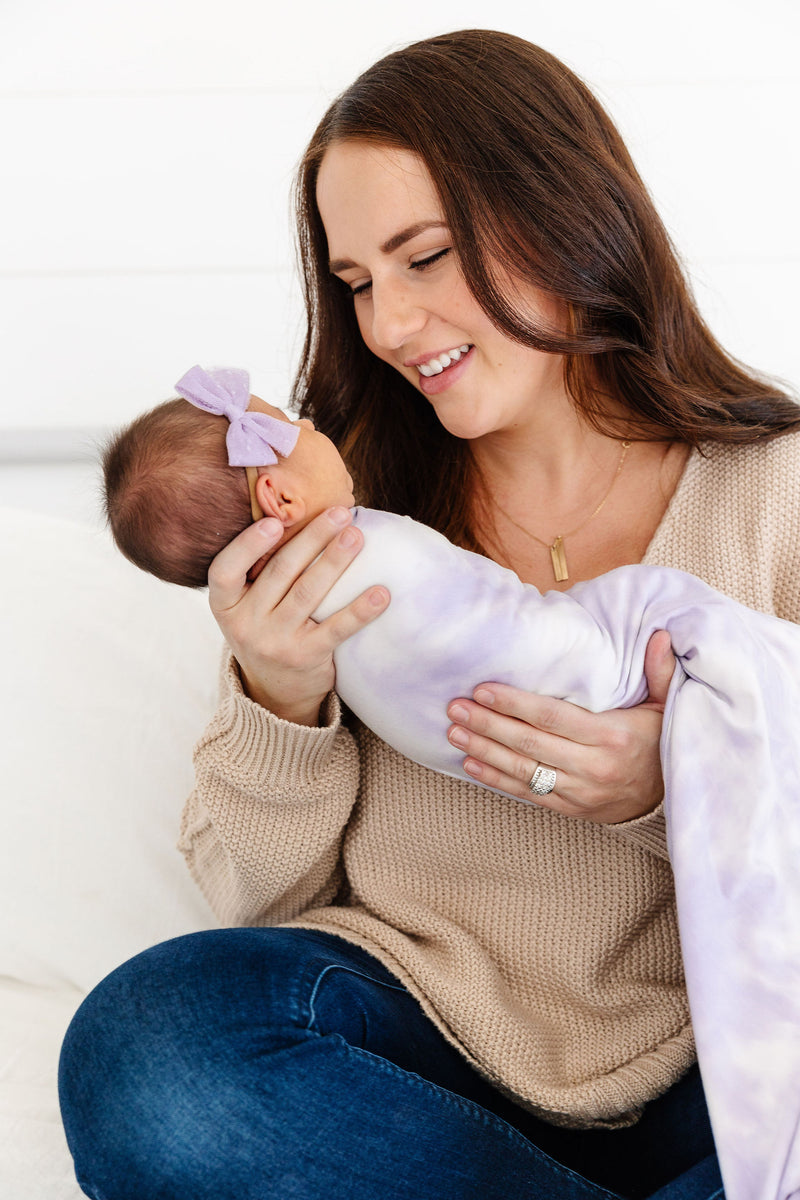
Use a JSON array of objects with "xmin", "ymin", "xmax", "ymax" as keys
[{"xmin": 528, "ymin": 765, "xmax": 557, "ymax": 796}]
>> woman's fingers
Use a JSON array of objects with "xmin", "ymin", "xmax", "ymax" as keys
[
  {"xmin": 236, "ymin": 574, "xmax": 390, "ymax": 725},
  {"xmin": 447, "ymin": 717, "xmax": 576, "ymax": 809},
  {"xmin": 209, "ymin": 506, "xmax": 371, "ymax": 630},
  {"xmin": 309, "ymin": 582, "xmax": 391, "ymax": 654},
  {"xmin": 267, "ymin": 536, "xmax": 375, "ymax": 637},
  {"xmin": 208, "ymin": 518, "xmax": 285, "ymax": 612},
  {"xmin": 447, "ymin": 683, "xmax": 665, "ymax": 822},
  {"xmin": 206, "ymin": 505, "xmax": 391, "ymax": 726},
  {"xmin": 447, "ymin": 687, "xmax": 585, "ymax": 808},
  {"xmin": 248, "ymin": 512, "xmax": 390, "ymax": 653},
  {"xmin": 249, "ymin": 507, "xmax": 358, "ymax": 615},
  {"xmin": 643, "ymin": 629, "xmax": 677, "ymax": 709},
  {"xmin": 446, "ymin": 696, "xmax": 589, "ymax": 813},
  {"xmin": 449, "ymin": 684, "xmax": 600, "ymax": 759},
  {"xmin": 208, "ymin": 506, "xmax": 358, "ymax": 616}
]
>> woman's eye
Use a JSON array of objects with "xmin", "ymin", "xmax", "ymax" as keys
[
  {"xmin": 349, "ymin": 279, "xmax": 372, "ymax": 298},
  {"xmin": 410, "ymin": 248, "xmax": 451, "ymax": 272},
  {"xmin": 341, "ymin": 247, "xmax": 450, "ymax": 299}
]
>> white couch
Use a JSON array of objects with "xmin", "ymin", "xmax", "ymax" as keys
[{"xmin": 0, "ymin": 506, "xmax": 224, "ymax": 1198}]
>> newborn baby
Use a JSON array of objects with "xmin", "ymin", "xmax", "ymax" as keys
[{"xmin": 104, "ymin": 365, "xmax": 355, "ymax": 589}]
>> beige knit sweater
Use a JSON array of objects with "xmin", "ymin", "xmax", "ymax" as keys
[{"xmin": 179, "ymin": 434, "xmax": 800, "ymax": 1130}]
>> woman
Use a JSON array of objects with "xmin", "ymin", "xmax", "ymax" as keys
[{"xmin": 59, "ymin": 30, "xmax": 800, "ymax": 1200}]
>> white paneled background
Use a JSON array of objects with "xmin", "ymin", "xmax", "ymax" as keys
[{"xmin": 1, "ymin": 0, "xmax": 798, "ymax": 526}]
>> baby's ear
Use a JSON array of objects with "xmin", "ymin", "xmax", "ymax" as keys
[{"xmin": 254, "ymin": 469, "xmax": 307, "ymax": 528}]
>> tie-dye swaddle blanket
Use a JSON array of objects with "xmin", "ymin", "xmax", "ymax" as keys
[{"xmin": 314, "ymin": 508, "xmax": 800, "ymax": 1200}]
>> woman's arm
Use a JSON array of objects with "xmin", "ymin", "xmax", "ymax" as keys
[
  {"xmin": 179, "ymin": 663, "xmax": 360, "ymax": 926},
  {"xmin": 180, "ymin": 505, "xmax": 389, "ymax": 924}
]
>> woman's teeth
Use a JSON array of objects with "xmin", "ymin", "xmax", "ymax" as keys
[{"xmin": 417, "ymin": 345, "xmax": 471, "ymax": 377}]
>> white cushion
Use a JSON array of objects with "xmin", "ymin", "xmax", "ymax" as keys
[
  {"xmin": 0, "ymin": 506, "xmax": 223, "ymax": 992},
  {"xmin": 0, "ymin": 981, "xmax": 85, "ymax": 1199}
]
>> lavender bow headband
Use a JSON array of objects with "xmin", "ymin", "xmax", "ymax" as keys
[{"xmin": 174, "ymin": 365, "xmax": 299, "ymax": 467}]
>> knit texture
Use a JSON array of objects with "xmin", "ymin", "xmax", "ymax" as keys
[{"xmin": 180, "ymin": 433, "xmax": 800, "ymax": 1129}]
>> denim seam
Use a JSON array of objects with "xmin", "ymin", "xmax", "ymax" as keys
[
  {"xmin": 337, "ymin": 1038, "xmax": 621, "ymax": 1200},
  {"xmin": 304, "ymin": 962, "xmax": 409, "ymax": 1031}
]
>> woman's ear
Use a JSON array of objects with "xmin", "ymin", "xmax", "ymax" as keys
[{"xmin": 254, "ymin": 469, "xmax": 308, "ymax": 529}]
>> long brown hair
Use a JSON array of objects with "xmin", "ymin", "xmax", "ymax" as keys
[{"xmin": 293, "ymin": 29, "xmax": 799, "ymax": 548}]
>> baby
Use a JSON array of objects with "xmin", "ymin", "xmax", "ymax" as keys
[
  {"xmin": 103, "ymin": 367, "xmax": 800, "ymax": 1190},
  {"xmin": 104, "ymin": 365, "xmax": 354, "ymax": 588}
]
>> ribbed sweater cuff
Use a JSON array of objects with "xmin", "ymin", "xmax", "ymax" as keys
[
  {"xmin": 197, "ymin": 654, "xmax": 346, "ymax": 792},
  {"xmin": 605, "ymin": 800, "xmax": 670, "ymax": 860}
]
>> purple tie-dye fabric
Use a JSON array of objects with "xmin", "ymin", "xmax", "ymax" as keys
[{"xmin": 313, "ymin": 508, "xmax": 800, "ymax": 1200}]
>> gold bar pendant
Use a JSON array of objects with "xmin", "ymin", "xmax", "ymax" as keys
[{"xmin": 550, "ymin": 536, "xmax": 569, "ymax": 582}]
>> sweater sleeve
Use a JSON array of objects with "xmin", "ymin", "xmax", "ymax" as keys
[
  {"xmin": 601, "ymin": 800, "xmax": 670, "ymax": 860},
  {"xmin": 178, "ymin": 653, "xmax": 361, "ymax": 926}
]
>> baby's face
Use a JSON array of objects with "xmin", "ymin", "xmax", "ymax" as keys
[{"xmin": 250, "ymin": 395, "xmax": 355, "ymax": 512}]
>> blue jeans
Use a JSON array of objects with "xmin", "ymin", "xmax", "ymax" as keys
[{"xmin": 58, "ymin": 928, "xmax": 724, "ymax": 1200}]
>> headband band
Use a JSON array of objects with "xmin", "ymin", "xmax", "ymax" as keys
[{"xmin": 244, "ymin": 466, "xmax": 265, "ymax": 522}]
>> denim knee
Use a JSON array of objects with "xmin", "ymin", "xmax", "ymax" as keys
[{"xmin": 59, "ymin": 929, "xmax": 322, "ymax": 1195}]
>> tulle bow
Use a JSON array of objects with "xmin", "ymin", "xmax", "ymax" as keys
[{"xmin": 174, "ymin": 365, "xmax": 299, "ymax": 466}]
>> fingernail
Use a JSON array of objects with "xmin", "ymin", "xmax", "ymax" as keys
[
  {"xmin": 474, "ymin": 688, "xmax": 495, "ymax": 706},
  {"xmin": 448, "ymin": 727, "xmax": 469, "ymax": 748},
  {"xmin": 448, "ymin": 703, "xmax": 469, "ymax": 722},
  {"xmin": 339, "ymin": 527, "xmax": 359, "ymax": 547},
  {"xmin": 369, "ymin": 587, "xmax": 389, "ymax": 607},
  {"xmin": 327, "ymin": 506, "xmax": 351, "ymax": 526},
  {"xmin": 464, "ymin": 760, "xmax": 483, "ymax": 778},
  {"xmin": 256, "ymin": 518, "xmax": 283, "ymax": 540}
]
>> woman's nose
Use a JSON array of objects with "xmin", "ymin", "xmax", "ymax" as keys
[{"xmin": 368, "ymin": 280, "xmax": 427, "ymax": 350}]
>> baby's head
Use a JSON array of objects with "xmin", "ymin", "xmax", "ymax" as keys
[{"xmin": 103, "ymin": 366, "xmax": 354, "ymax": 587}]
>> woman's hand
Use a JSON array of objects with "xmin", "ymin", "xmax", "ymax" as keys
[
  {"xmin": 207, "ymin": 506, "xmax": 390, "ymax": 726},
  {"xmin": 446, "ymin": 631, "xmax": 676, "ymax": 823}
]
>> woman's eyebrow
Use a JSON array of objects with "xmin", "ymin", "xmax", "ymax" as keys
[{"xmin": 328, "ymin": 221, "xmax": 448, "ymax": 273}]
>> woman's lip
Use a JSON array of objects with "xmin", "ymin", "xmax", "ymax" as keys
[{"xmin": 416, "ymin": 346, "xmax": 474, "ymax": 396}]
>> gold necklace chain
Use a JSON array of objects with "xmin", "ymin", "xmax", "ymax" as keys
[{"xmin": 495, "ymin": 440, "xmax": 632, "ymax": 583}]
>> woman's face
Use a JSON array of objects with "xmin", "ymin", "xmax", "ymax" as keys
[{"xmin": 315, "ymin": 141, "xmax": 569, "ymax": 443}]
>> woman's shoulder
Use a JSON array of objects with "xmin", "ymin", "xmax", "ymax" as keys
[
  {"xmin": 693, "ymin": 429, "xmax": 800, "ymax": 497},
  {"xmin": 646, "ymin": 430, "xmax": 800, "ymax": 618},
  {"xmin": 663, "ymin": 429, "xmax": 800, "ymax": 525}
]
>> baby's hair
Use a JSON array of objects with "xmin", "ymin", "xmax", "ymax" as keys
[{"xmin": 103, "ymin": 399, "xmax": 252, "ymax": 588}]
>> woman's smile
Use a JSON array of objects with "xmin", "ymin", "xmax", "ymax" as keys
[{"xmin": 408, "ymin": 344, "xmax": 474, "ymax": 393}]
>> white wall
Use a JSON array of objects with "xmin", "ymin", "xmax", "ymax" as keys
[{"xmin": 1, "ymin": 0, "xmax": 798, "ymax": 524}]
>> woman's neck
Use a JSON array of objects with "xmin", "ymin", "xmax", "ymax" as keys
[
  {"xmin": 469, "ymin": 412, "xmax": 688, "ymax": 591},
  {"xmin": 471, "ymin": 408, "xmax": 625, "ymax": 515}
]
